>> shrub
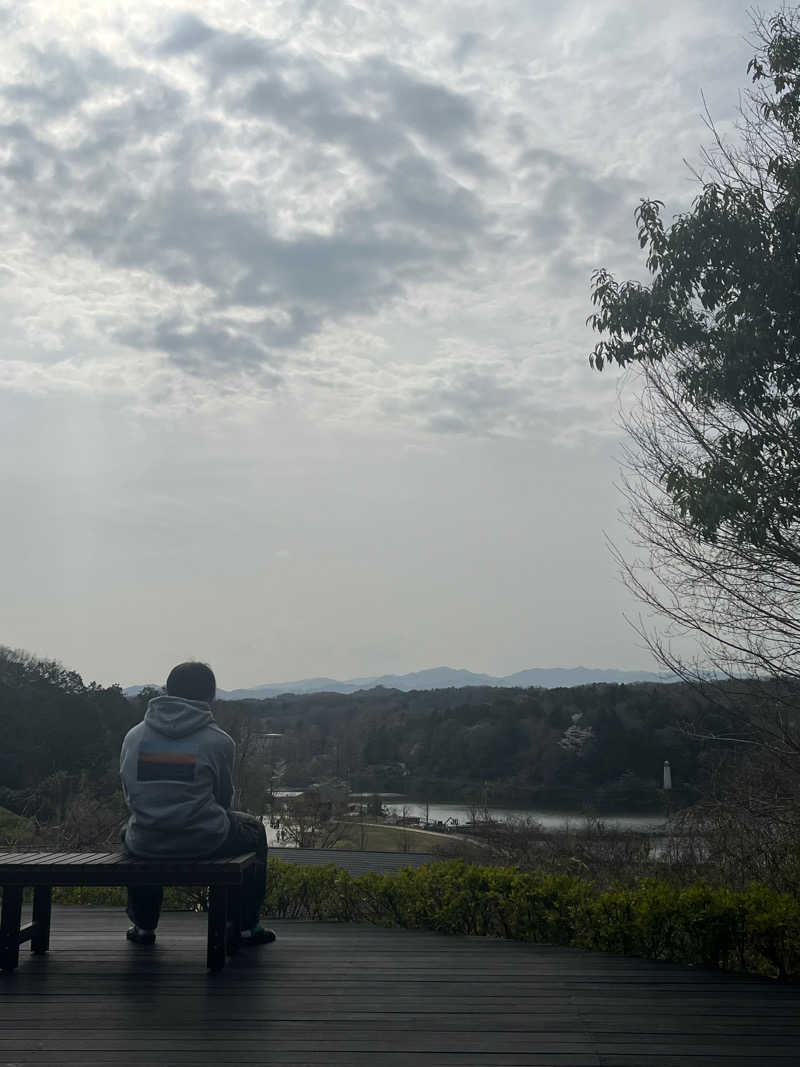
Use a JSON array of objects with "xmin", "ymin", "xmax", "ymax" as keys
[
  {"xmin": 13, "ymin": 857, "xmax": 798, "ymax": 980},
  {"xmin": 263, "ymin": 859, "xmax": 800, "ymax": 980},
  {"xmin": 51, "ymin": 886, "xmax": 205, "ymax": 909}
]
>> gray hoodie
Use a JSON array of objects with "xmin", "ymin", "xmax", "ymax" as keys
[{"xmin": 120, "ymin": 695, "xmax": 235, "ymax": 858}]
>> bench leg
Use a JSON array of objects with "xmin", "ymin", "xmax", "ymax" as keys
[
  {"xmin": 31, "ymin": 886, "xmax": 52, "ymax": 954},
  {"xmin": 227, "ymin": 886, "xmax": 243, "ymax": 956},
  {"xmin": 207, "ymin": 886, "xmax": 227, "ymax": 972},
  {"xmin": 0, "ymin": 887, "xmax": 23, "ymax": 972}
]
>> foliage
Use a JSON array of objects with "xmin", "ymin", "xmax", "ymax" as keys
[
  {"xmin": 444, "ymin": 814, "xmax": 660, "ymax": 885},
  {"xmin": 586, "ymin": 9, "xmax": 800, "ymax": 805},
  {"xmin": 0, "ymin": 646, "xmax": 137, "ymax": 794},
  {"xmin": 29, "ymin": 775, "xmax": 129, "ymax": 850},
  {"xmin": 5, "ymin": 641, "xmax": 786, "ymax": 847},
  {"xmin": 261, "ymin": 859, "xmax": 800, "ymax": 980},
  {"xmin": 276, "ymin": 791, "xmax": 348, "ymax": 849},
  {"xmin": 1, "ymin": 644, "xmax": 743, "ymax": 821},
  {"xmin": 228, "ymin": 680, "xmax": 719, "ymax": 811},
  {"xmin": 667, "ymin": 760, "xmax": 800, "ymax": 893},
  {"xmin": 51, "ymin": 885, "xmax": 208, "ymax": 910},
  {"xmin": 589, "ymin": 8, "xmax": 800, "ymax": 552},
  {"xmin": 0, "ymin": 806, "xmax": 36, "ymax": 846}
]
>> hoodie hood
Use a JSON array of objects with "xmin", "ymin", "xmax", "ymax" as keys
[{"xmin": 144, "ymin": 694, "xmax": 215, "ymax": 739}]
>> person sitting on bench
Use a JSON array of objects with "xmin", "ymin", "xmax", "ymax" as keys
[{"xmin": 119, "ymin": 660, "xmax": 275, "ymax": 947}]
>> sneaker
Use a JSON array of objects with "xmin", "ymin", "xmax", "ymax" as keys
[
  {"xmin": 240, "ymin": 925, "xmax": 276, "ymax": 946},
  {"xmin": 126, "ymin": 925, "xmax": 156, "ymax": 945}
]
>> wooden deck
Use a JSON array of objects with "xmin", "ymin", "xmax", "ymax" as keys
[{"xmin": 1, "ymin": 907, "xmax": 798, "ymax": 1065}]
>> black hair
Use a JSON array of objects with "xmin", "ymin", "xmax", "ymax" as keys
[{"xmin": 165, "ymin": 661, "xmax": 216, "ymax": 702}]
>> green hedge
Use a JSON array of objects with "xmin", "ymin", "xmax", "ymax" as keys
[
  {"xmin": 14, "ymin": 859, "xmax": 799, "ymax": 980},
  {"xmin": 52, "ymin": 885, "xmax": 206, "ymax": 909},
  {"xmin": 264, "ymin": 859, "xmax": 800, "ymax": 981}
]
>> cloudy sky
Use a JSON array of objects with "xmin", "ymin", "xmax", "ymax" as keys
[{"xmin": 0, "ymin": 0, "xmax": 777, "ymax": 688}]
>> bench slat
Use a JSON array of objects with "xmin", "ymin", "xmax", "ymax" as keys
[
  {"xmin": 5, "ymin": 852, "xmax": 118, "ymax": 865},
  {"xmin": 26, "ymin": 852, "xmax": 78, "ymax": 865},
  {"xmin": 0, "ymin": 852, "xmax": 54, "ymax": 864},
  {"xmin": 0, "ymin": 851, "xmax": 256, "ymax": 888},
  {"xmin": 55, "ymin": 852, "xmax": 117, "ymax": 864},
  {"xmin": 0, "ymin": 871, "xmax": 245, "ymax": 885},
  {"xmin": 209, "ymin": 853, "xmax": 255, "ymax": 867},
  {"xmin": 0, "ymin": 850, "xmax": 256, "ymax": 866}
]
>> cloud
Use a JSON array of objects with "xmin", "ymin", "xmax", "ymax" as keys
[
  {"xmin": 157, "ymin": 12, "xmax": 217, "ymax": 54},
  {"xmin": 0, "ymin": 1, "xmax": 770, "ymax": 438},
  {"xmin": 0, "ymin": 16, "xmax": 494, "ymax": 385}
]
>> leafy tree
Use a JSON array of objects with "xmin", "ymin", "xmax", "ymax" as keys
[
  {"xmin": 587, "ymin": 10, "xmax": 800, "ymax": 804},
  {"xmin": 0, "ymin": 645, "xmax": 137, "ymax": 840},
  {"xmin": 590, "ymin": 8, "xmax": 800, "ymax": 551}
]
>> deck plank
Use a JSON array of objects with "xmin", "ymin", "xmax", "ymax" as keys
[{"xmin": 0, "ymin": 907, "xmax": 797, "ymax": 1066}]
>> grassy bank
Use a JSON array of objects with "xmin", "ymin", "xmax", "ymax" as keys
[
  {"xmin": 326, "ymin": 820, "xmax": 460, "ymax": 854},
  {"xmin": 0, "ymin": 806, "xmax": 35, "ymax": 844}
]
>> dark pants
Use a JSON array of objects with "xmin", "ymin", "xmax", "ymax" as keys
[{"xmin": 124, "ymin": 811, "xmax": 268, "ymax": 931}]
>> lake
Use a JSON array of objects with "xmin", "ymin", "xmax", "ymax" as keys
[
  {"xmin": 266, "ymin": 792, "xmax": 667, "ymax": 846},
  {"xmin": 380, "ymin": 800, "xmax": 666, "ymax": 831}
]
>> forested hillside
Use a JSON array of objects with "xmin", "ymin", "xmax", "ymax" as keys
[
  {"xmin": 0, "ymin": 650, "xmax": 136, "ymax": 787},
  {"xmin": 1, "ymin": 646, "xmax": 739, "ymax": 818},
  {"xmin": 207, "ymin": 681, "xmax": 724, "ymax": 811},
  {"xmin": 0, "ymin": 648, "xmax": 138, "ymax": 827}
]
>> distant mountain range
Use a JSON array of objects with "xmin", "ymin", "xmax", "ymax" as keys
[{"xmin": 123, "ymin": 665, "xmax": 673, "ymax": 700}]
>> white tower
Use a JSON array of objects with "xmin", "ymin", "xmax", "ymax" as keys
[{"xmin": 663, "ymin": 760, "xmax": 672, "ymax": 791}]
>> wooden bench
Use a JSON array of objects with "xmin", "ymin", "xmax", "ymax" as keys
[{"xmin": 0, "ymin": 850, "xmax": 258, "ymax": 972}]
